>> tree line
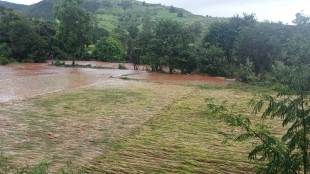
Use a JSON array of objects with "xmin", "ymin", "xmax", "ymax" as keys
[{"xmin": 0, "ymin": 0, "xmax": 309, "ymax": 82}]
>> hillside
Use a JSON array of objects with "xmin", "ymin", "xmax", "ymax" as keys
[
  {"xmin": 0, "ymin": 0, "xmax": 222, "ymax": 32},
  {"xmin": 0, "ymin": 0, "xmax": 28, "ymax": 12}
]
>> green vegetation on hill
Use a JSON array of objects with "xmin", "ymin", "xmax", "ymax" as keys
[
  {"xmin": 0, "ymin": 0, "xmax": 223, "ymax": 32},
  {"xmin": 0, "ymin": 0, "xmax": 27, "ymax": 12}
]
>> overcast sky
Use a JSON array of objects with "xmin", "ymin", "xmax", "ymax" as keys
[{"xmin": 4, "ymin": 0, "xmax": 310, "ymax": 24}]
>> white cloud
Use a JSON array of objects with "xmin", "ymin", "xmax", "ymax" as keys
[{"xmin": 4, "ymin": 0, "xmax": 41, "ymax": 5}]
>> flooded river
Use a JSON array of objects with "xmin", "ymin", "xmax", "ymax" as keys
[{"xmin": 0, "ymin": 62, "xmax": 228, "ymax": 103}]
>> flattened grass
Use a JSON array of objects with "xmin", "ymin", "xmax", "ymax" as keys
[
  {"xmin": 0, "ymin": 82, "xmax": 195, "ymax": 172},
  {"xmin": 86, "ymin": 87, "xmax": 259, "ymax": 174},
  {"xmin": 0, "ymin": 80, "xmax": 277, "ymax": 173}
]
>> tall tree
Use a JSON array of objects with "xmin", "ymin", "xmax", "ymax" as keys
[
  {"xmin": 54, "ymin": 0, "xmax": 92, "ymax": 65},
  {"xmin": 0, "ymin": 7, "xmax": 50, "ymax": 62},
  {"xmin": 233, "ymin": 22, "xmax": 284, "ymax": 75},
  {"xmin": 151, "ymin": 19, "xmax": 195, "ymax": 73},
  {"xmin": 284, "ymin": 13, "xmax": 310, "ymax": 66},
  {"xmin": 203, "ymin": 14, "xmax": 256, "ymax": 64}
]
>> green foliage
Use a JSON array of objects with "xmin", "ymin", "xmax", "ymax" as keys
[
  {"xmin": 55, "ymin": 0, "xmax": 93, "ymax": 65},
  {"xmin": 236, "ymin": 59, "xmax": 257, "ymax": 82},
  {"xmin": 202, "ymin": 14, "xmax": 256, "ymax": 63},
  {"xmin": 251, "ymin": 66, "xmax": 310, "ymax": 174},
  {"xmin": 206, "ymin": 65, "xmax": 310, "ymax": 174},
  {"xmin": 206, "ymin": 100, "xmax": 302, "ymax": 174},
  {"xmin": 234, "ymin": 22, "xmax": 284, "ymax": 75},
  {"xmin": 0, "ymin": 42, "xmax": 11, "ymax": 57},
  {"xmin": 262, "ymin": 61, "xmax": 290, "ymax": 83},
  {"xmin": 198, "ymin": 45, "xmax": 227, "ymax": 76},
  {"xmin": 283, "ymin": 13, "xmax": 310, "ymax": 66},
  {"xmin": 145, "ymin": 19, "xmax": 196, "ymax": 73},
  {"xmin": 0, "ymin": 55, "xmax": 9, "ymax": 65},
  {"xmin": 0, "ymin": 7, "xmax": 50, "ymax": 62},
  {"xmin": 93, "ymin": 37, "xmax": 124, "ymax": 62},
  {"xmin": 153, "ymin": 19, "xmax": 181, "ymax": 73},
  {"xmin": 200, "ymin": 14, "xmax": 256, "ymax": 77}
]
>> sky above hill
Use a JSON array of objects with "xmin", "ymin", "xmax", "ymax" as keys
[{"xmin": 4, "ymin": 0, "xmax": 310, "ymax": 24}]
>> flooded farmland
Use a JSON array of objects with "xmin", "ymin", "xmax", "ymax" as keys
[
  {"xmin": 0, "ymin": 62, "xmax": 228, "ymax": 103},
  {"xmin": 0, "ymin": 62, "xmax": 259, "ymax": 173},
  {"xmin": 0, "ymin": 63, "xmax": 138, "ymax": 103}
]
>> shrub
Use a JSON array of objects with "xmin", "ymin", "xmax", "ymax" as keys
[
  {"xmin": 0, "ymin": 56, "xmax": 9, "ymax": 65},
  {"xmin": 53, "ymin": 47, "xmax": 68, "ymax": 60},
  {"xmin": 236, "ymin": 59, "xmax": 257, "ymax": 82},
  {"xmin": 198, "ymin": 46, "xmax": 233, "ymax": 76},
  {"xmin": 93, "ymin": 37, "xmax": 124, "ymax": 62}
]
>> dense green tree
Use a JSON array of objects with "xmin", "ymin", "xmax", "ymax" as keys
[
  {"xmin": 175, "ymin": 25, "xmax": 198, "ymax": 74},
  {"xmin": 93, "ymin": 37, "xmax": 124, "ymax": 62},
  {"xmin": 283, "ymin": 13, "xmax": 310, "ymax": 65},
  {"xmin": 126, "ymin": 24, "xmax": 140, "ymax": 69},
  {"xmin": 202, "ymin": 14, "xmax": 256, "ymax": 63},
  {"xmin": 54, "ymin": 0, "xmax": 93, "ymax": 65},
  {"xmin": 198, "ymin": 45, "xmax": 227, "ymax": 76},
  {"xmin": 149, "ymin": 19, "xmax": 180, "ymax": 72},
  {"xmin": 136, "ymin": 15, "xmax": 154, "ymax": 67},
  {"xmin": 0, "ymin": 7, "xmax": 50, "ymax": 62},
  {"xmin": 150, "ymin": 19, "xmax": 196, "ymax": 73},
  {"xmin": 233, "ymin": 22, "xmax": 284, "ymax": 75}
]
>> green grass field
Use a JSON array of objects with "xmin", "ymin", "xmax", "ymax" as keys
[{"xmin": 0, "ymin": 80, "xmax": 277, "ymax": 173}]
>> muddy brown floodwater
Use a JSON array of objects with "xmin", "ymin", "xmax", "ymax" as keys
[
  {"xmin": 0, "ymin": 63, "xmax": 137, "ymax": 103},
  {"xmin": 127, "ymin": 72, "xmax": 229, "ymax": 85},
  {"xmin": 0, "ymin": 62, "xmax": 229, "ymax": 103}
]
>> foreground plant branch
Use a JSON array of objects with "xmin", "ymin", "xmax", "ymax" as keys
[{"xmin": 205, "ymin": 66, "xmax": 309, "ymax": 174}]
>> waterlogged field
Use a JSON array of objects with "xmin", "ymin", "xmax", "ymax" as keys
[{"xmin": 0, "ymin": 63, "xmax": 276, "ymax": 173}]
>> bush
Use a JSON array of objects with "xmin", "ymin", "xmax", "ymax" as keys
[
  {"xmin": 0, "ymin": 56, "xmax": 9, "ymax": 65},
  {"xmin": 93, "ymin": 37, "xmax": 124, "ymax": 62},
  {"xmin": 236, "ymin": 59, "xmax": 257, "ymax": 82},
  {"xmin": 198, "ymin": 46, "xmax": 234, "ymax": 76},
  {"xmin": 53, "ymin": 47, "xmax": 68, "ymax": 60},
  {"xmin": 52, "ymin": 59, "xmax": 65, "ymax": 66}
]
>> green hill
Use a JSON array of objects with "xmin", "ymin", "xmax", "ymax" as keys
[
  {"xmin": 0, "ymin": 0, "xmax": 28, "ymax": 12},
  {"xmin": 0, "ymin": 0, "xmax": 223, "ymax": 32}
]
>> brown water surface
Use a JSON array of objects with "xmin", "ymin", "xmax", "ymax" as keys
[
  {"xmin": 0, "ymin": 63, "xmax": 137, "ymax": 103},
  {"xmin": 127, "ymin": 72, "xmax": 229, "ymax": 85},
  {"xmin": 0, "ymin": 62, "xmax": 229, "ymax": 103},
  {"xmin": 64, "ymin": 61, "xmax": 149, "ymax": 70}
]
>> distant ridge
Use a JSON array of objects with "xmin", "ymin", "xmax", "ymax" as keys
[{"xmin": 0, "ymin": 0, "xmax": 224, "ymax": 31}]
